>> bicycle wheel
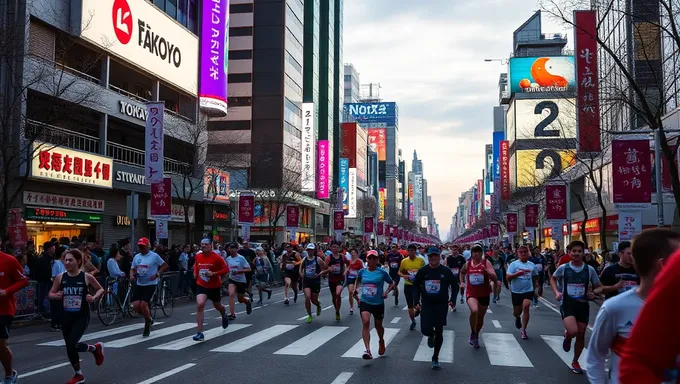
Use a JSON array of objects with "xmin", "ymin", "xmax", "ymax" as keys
[
  {"xmin": 97, "ymin": 292, "xmax": 121, "ymax": 326},
  {"xmin": 161, "ymin": 286, "xmax": 174, "ymax": 317}
]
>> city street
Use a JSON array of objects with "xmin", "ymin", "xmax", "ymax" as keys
[{"xmin": 11, "ymin": 283, "xmax": 597, "ymax": 384}]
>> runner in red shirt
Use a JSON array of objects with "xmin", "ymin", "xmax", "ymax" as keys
[
  {"xmin": 0, "ymin": 251, "xmax": 28, "ymax": 383},
  {"xmin": 344, "ymin": 250, "xmax": 365, "ymax": 315},
  {"xmin": 460, "ymin": 243, "xmax": 497, "ymax": 348},
  {"xmin": 192, "ymin": 239, "xmax": 230, "ymax": 341}
]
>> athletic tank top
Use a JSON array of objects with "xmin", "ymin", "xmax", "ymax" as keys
[
  {"xmin": 303, "ymin": 257, "xmax": 320, "ymax": 282},
  {"xmin": 255, "ymin": 258, "xmax": 267, "ymax": 276},
  {"xmin": 466, "ymin": 259, "xmax": 491, "ymax": 298},
  {"xmin": 327, "ymin": 255, "xmax": 345, "ymax": 281},
  {"xmin": 60, "ymin": 271, "xmax": 89, "ymax": 316}
]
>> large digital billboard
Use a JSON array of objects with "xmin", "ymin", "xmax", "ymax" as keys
[
  {"xmin": 515, "ymin": 149, "xmax": 577, "ymax": 188},
  {"xmin": 492, "ymin": 131, "xmax": 505, "ymax": 178},
  {"xmin": 345, "ymin": 102, "xmax": 398, "ymax": 126},
  {"xmin": 199, "ymin": 0, "xmax": 229, "ymax": 115},
  {"xmin": 367, "ymin": 128, "xmax": 387, "ymax": 161},
  {"xmin": 508, "ymin": 56, "xmax": 575, "ymax": 95},
  {"xmin": 512, "ymin": 98, "xmax": 577, "ymax": 141}
]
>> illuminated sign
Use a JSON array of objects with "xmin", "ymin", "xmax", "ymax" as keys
[
  {"xmin": 31, "ymin": 143, "xmax": 113, "ymax": 188},
  {"xmin": 26, "ymin": 208, "xmax": 103, "ymax": 223},
  {"xmin": 513, "ymin": 98, "xmax": 577, "ymax": 141},
  {"xmin": 508, "ymin": 56, "xmax": 576, "ymax": 95}
]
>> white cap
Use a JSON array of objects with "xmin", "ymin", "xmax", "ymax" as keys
[
  {"xmin": 306, "ymin": 243, "xmax": 316, "ymax": 250},
  {"xmin": 200, "ymin": 238, "xmax": 211, "ymax": 245}
]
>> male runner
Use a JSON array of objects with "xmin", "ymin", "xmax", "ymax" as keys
[
  {"xmin": 460, "ymin": 243, "xmax": 497, "ymax": 348},
  {"xmin": 529, "ymin": 246, "xmax": 546, "ymax": 307},
  {"xmin": 225, "ymin": 242, "xmax": 252, "ymax": 319},
  {"xmin": 488, "ymin": 250, "xmax": 506, "ymax": 303},
  {"xmin": 386, "ymin": 244, "xmax": 404, "ymax": 306},
  {"xmin": 192, "ymin": 239, "xmax": 230, "ymax": 341},
  {"xmin": 506, "ymin": 245, "xmax": 538, "ymax": 339},
  {"xmin": 300, "ymin": 250, "xmax": 327, "ymax": 323},
  {"xmin": 0, "ymin": 250, "xmax": 28, "ymax": 384},
  {"xmin": 444, "ymin": 245, "xmax": 466, "ymax": 310},
  {"xmin": 399, "ymin": 243, "xmax": 425, "ymax": 330},
  {"xmin": 596, "ymin": 241, "xmax": 639, "ymax": 301},
  {"xmin": 325, "ymin": 242, "xmax": 346, "ymax": 320},
  {"xmin": 130, "ymin": 238, "xmax": 167, "ymax": 337},
  {"xmin": 280, "ymin": 243, "xmax": 301, "ymax": 305}
]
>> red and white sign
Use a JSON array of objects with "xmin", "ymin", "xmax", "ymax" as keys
[
  {"xmin": 612, "ymin": 138, "xmax": 652, "ymax": 209},
  {"xmin": 112, "ymin": 0, "xmax": 133, "ymax": 44},
  {"xmin": 506, "ymin": 212, "xmax": 518, "ymax": 233},
  {"xmin": 23, "ymin": 191, "xmax": 105, "ymax": 212},
  {"xmin": 525, "ymin": 204, "xmax": 539, "ymax": 228},
  {"xmin": 150, "ymin": 177, "xmax": 171, "ymax": 218},
  {"xmin": 574, "ymin": 10, "xmax": 602, "ymax": 153},
  {"xmin": 364, "ymin": 217, "xmax": 374, "ymax": 233},
  {"xmin": 500, "ymin": 140, "xmax": 511, "ymax": 200},
  {"xmin": 145, "ymin": 102, "xmax": 164, "ymax": 183},
  {"xmin": 490, "ymin": 223, "xmax": 499, "ymax": 237},
  {"xmin": 333, "ymin": 210, "xmax": 344, "ymax": 231},
  {"xmin": 618, "ymin": 211, "xmax": 642, "ymax": 241},
  {"xmin": 286, "ymin": 204, "xmax": 299, "ymax": 228},
  {"xmin": 377, "ymin": 221, "xmax": 384, "ymax": 236},
  {"xmin": 7, "ymin": 208, "xmax": 28, "ymax": 248},
  {"xmin": 31, "ymin": 142, "xmax": 113, "ymax": 188},
  {"xmin": 545, "ymin": 183, "xmax": 568, "ymax": 221},
  {"xmin": 238, "ymin": 193, "xmax": 255, "ymax": 224}
]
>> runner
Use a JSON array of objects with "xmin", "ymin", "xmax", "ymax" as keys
[
  {"xmin": 529, "ymin": 247, "xmax": 546, "ymax": 307},
  {"xmin": 506, "ymin": 245, "xmax": 539, "ymax": 340},
  {"xmin": 460, "ymin": 243, "xmax": 497, "ymax": 348},
  {"xmin": 596, "ymin": 241, "xmax": 639, "ymax": 301},
  {"xmin": 488, "ymin": 250, "xmax": 506, "ymax": 304},
  {"xmin": 279, "ymin": 243, "xmax": 301, "ymax": 305},
  {"xmin": 550, "ymin": 240, "xmax": 602, "ymax": 374},
  {"xmin": 444, "ymin": 245, "xmax": 466, "ymax": 311},
  {"xmin": 48, "ymin": 249, "xmax": 105, "ymax": 384},
  {"xmin": 586, "ymin": 228, "xmax": 680, "ymax": 383},
  {"xmin": 325, "ymin": 243, "xmax": 347, "ymax": 321},
  {"xmin": 225, "ymin": 242, "xmax": 252, "ymax": 320},
  {"xmin": 300, "ymin": 250, "xmax": 327, "ymax": 323},
  {"xmin": 253, "ymin": 247, "xmax": 273, "ymax": 306},
  {"xmin": 399, "ymin": 243, "xmax": 425, "ymax": 330},
  {"xmin": 385, "ymin": 244, "xmax": 404, "ymax": 307},
  {"xmin": 192, "ymin": 239, "xmax": 230, "ymax": 341},
  {"xmin": 0, "ymin": 249, "xmax": 28, "ymax": 384},
  {"xmin": 129, "ymin": 237, "xmax": 167, "ymax": 337},
  {"xmin": 413, "ymin": 247, "xmax": 457, "ymax": 369},
  {"xmin": 351, "ymin": 250, "xmax": 394, "ymax": 359},
  {"xmin": 344, "ymin": 249, "xmax": 364, "ymax": 315}
]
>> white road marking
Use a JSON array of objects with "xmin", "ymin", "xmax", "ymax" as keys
[
  {"xmin": 296, "ymin": 304, "xmax": 333, "ymax": 320},
  {"xmin": 105, "ymin": 323, "xmax": 195, "ymax": 348},
  {"xmin": 482, "ymin": 333, "xmax": 534, "ymax": 367},
  {"xmin": 402, "ymin": 305, "xmax": 408, "ymax": 310},
  {"xmin": 538, "ymin": 297, "xmax": 594, "ymax": 331},
  {"xmin": 211, "ymin": 324, "xmax": 298, "ymax": 352},
  {"xmin": 492, "ymin": 320, "xmax": 502, "ymax": 329},
  {"xmin": 341, "ymin": 328, "xmax": 399, "ymax": 358},
  {"xmin": 390, "ymin": 317, "xmax": 401, "ymax": 324},
  {"xmin": 541, "ymin": 335, "xmax": 588, "ymax": 370},
  {"xmin": 38, "ymin": 323, "xmax": 163, "ymax": 346},
  {"xmin": 190, "ymin": 307, "xmax": 220, "ymax": 315},
  {"xmin": 487, "ymin": 309, "xmax": 493, "ymax": 314},
  {"xmin": 274, "ymin": 326, "xmax": 348, "ymax": 355},
  {"xmin": 20, "ymin": 360, "xmax": 81, "ymax": 378},
  {"xmin": 330, "ymin": 372, "xmax": 354, "ymax": 384},
  {"xmin": 136, "ymin": 363, "xmax": 196, "ymax": 384},
  {"xmin": 413, "ymin": 330, "xmax": 454, "ymax": 363},
  {"xmin": 149, "ymin": 324, "xmax": 252, "ymax": 350}
]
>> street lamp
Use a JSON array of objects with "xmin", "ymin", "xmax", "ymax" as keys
[{"xmin": 484, "ymin": 58, "xmax": 509, "ymax": 65}]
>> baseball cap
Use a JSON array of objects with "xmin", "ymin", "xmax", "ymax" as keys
[
  {"xmin": 200, "ymin": 238, "xmax": 212, "ymax": 245},
  {"xmin": 366, "ymin": 250, "xmax": 379, "ymax": 258},
  {"xmin": 306, "ymin": 243, "xmax": 316, "ymax": 250},
  {"xmin": 427, "ymin": 247, "xmax": 441, "ymax": 256},
  {"xmin": 137, "ymin": 237, "xmax": 150, "ymax": 246}
]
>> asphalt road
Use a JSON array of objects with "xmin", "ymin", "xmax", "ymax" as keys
[{"xmin": 11, "ymin": 281, "xmax": 599, "ymax": 384}]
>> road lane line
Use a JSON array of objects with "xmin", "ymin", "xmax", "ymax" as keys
[
  {"xmin": 211, "ymin": 324, "xmax": 298, "ymax": 352},
  {"xmin": 541, "ymin": 335, "xmax": 588, "ymax": 370},
  {"xmin": 150, "ymin": 324, "xmax": 252, "ymax": 350},
  {"xmin": 492, "ymin": 320, "xmax": 502, "ymax": 328},
  {"xmin": 105, "ymin": 323, "xmax": 195, "ymax": 348},
  {"xmin": 330, "ymin": 372, "xmax": 354, "ymax": 384},
  {"xmin": 136, "ymin": 363, "xmax": 196, "ymax": 384},
  {"xmin": 20, "ymin": 360, "xmax": 81, "ymax": 378},
  {"xmin": 390, "ymin": 317, "xmax": 401, "ymax": 324},
  {"xmin": 482, "ymin": 333, "xmax": 533, "ymax": 367},
  {"xmin": 413, "ymin": 330, "xmax": 454, "ymax": 363},
  {"xmin": 402, "ymin": 305, "xmax": 408, "ymax": 310},
  {"xmin": 274, "ymin": 326, "xmax": 348, "ymax": 355},
  {"xmin": 341, "ymin": 328, "xmax": 399, "ymax": 358},
  {"xmin": 190, "ymin": 307, "xmax": 219, "ymax": 315},
  {"xmin": 38, "ymin": 323, "xmax": 163, "ymax": 346}
]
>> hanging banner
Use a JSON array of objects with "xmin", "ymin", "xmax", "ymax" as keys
[
  {"xmin": 364, "ymin": 217, "xmax": 374, "ymax": 233},
  {"xmin": 155, "ymin": 220, "xmax": 168, "ymax": 239},
  {"xmin": 7, "ymin": 208, "xmax": 28, "ymax": 248},
  {"xmin": 301, "ymin": 103, "xmax": 316, "ymax": 191},
  {"xmin": 150, "ymin": 177, "xmax": 172, "ymax": 219},
  {"xmin": 618, "ymin": 210, "xmax": 643, "ymax": 241},
  {"xmin": 490, "ymin": 223, "xmax": 499, "ymax": 237},
  {"xmin": 145, "ymin": 101, "xmax": 165, "ymax": 183},
  {"xmin": 198, "ymin": 0, "xmax": 229, "ymax": 115},
  {"xmin": 612, "ymin": 138, "xmax": 652, "ymax": 209},
  {"xmin": 238, "ymin": 193, "xmax": 255, "ymax": 223},
  {"xmin": 525, "ymin": 204, "xmax": 539, "ymax": 228},
  {"xmin": 241, "ymin": 224, "xmax": 251, "ymax": 242},
  {"xmin": 286, "ymin": 204, "xmax": 299, "ymax": 228},
  {"xmin": 500, "ymin": 140, "xmax": 511, "ymax": 200},
  {"xmin": 333, "ymin": 209, "xmax": 344, "ymax": 231},
  {"xmin": 377, "ymin": 221, "xmax": 384, "ymax": 236},
  {"xmin": 574, "ymin": 10, "xmax": 602, "ymax": 153},
  {"xmin": 545, "ymin": 183, "xmax": 568, "ymax": 221},
  {"xmin": 289, "ymin": 228, "xmax": 297, "ymax": 243},
  {"xmin": 317, "ymin": 140, "xmax": 330, "ymax": 199},
  {"xmin": 339, "ymin": 158, "xmax": 349, "ymax": 213},
  {"xmin": 347, "ymin": 168, "xmax": 358, "ymax": 218},
  {"xmin": 378, "ymin": 188, "xmax": 386, "ymax": 220},
  {"xmin": 506, "ymin": 212, "xmax": 518, "ymax": 233}
]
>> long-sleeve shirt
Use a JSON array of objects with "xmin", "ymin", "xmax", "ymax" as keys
[
  {"xmin": 0, "ymin": 252, "xmax": 29, "ymax": 316},
  {"xmin": 413, "ymin": 264, "xmax": 456, "ymax": 305},
  {"xmin": 107, "ymin": 258, "xmax": 125, "ymax": 278},
  {"xmin": 619, "ymin": 251, "xmax": 680, "ymax": 383}
]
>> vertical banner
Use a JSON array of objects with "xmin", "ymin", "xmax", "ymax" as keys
[
  {"xmin": 545, "ymin": 183, "xmax": 568, "ymax": 222},
  {"xmin": 500, "ymin": 140, "xmax": 511, "ymax": 200},
  {"xmin": 574, "ymin": 10, "xmax": 602, "ymax": 153},
  {"xmin": 289, "ymin": 228, "xmax": 297, "ymax": 243},
  {"xmin": 316, "ymin": 140, "xmax": 330, "ymax": 199},
  {"xmin": 286, "ymin": 204, "xmax": 299, "ymax": 228},
  {"xmin": 490, "ymin": 223, "xmax": 499, "ymax": 237},
  {"xmin": 347, "ymin": 168, "xmax": 357, "ymax": 218},
  {"xmin": 525, "ymin": 204, "xmax": 539, "ymax": 228},
  {"xmin": 241, "ymin": 224, "xmax": 251, "ymax": 242},
  {"xmin": 333, "ymin": 210, "xmax": 345, "ymax": 231},
  {"xmin": 238, "ymin": 193, "xmax": 255, "ymax": 223},
  {"xmin": 145, "ymin": 102, "xmax": 165, "ymax": 183},
  {"xmin": 612, "ymin": 138, "xmax": 653, "ymax": 209},
  {"xmin": 377, "ymin": 221, "xmax": 384, "ymax": 236},
  {"xmin": 551, "ymin": 222, "xmax": 565, "ymax": 239},
  {"xmin": 506, "ymin": 212, "xmax": 518, "ymax": 234},
  {"xmin": 335, "ymin": 188, "xmax": 344, "ymax": 210},
  {"xmin": 378, "ymin": 188, "xmax": 386, "ymax": 220},
  {"xmin": 199, "ymin": 0, "xmax": 229, "ymax": 115},
  {"xmin": 301, "ymin": 103, "xmax": 316, "ymax": 191},
  {"xmin": 339, "ymin": 158, "xmax": 349, "ymax": 213},
  {"xmin": 618, "ymin": 210, "xmax": 642, "ymax": 241},
  {"xmin": 156, "ymin": 220, "xmax": 168, "ymax": 239},
  {"xmin": 7, "ymin": 208, "xmax": 28, "ymax": 248},
  {"xmin": 364, "ymin": 217, "xmax": 374, "ymax": 233},
  {"xmin": 150, "ymin": 177, "xmax": 172, "ymax": 219}
]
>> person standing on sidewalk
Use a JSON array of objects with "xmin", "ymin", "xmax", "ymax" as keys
[{"xmin": 0, "ymin": 249, "xmax": 29, "ymax": 384}]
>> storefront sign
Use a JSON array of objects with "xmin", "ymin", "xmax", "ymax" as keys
[
  {"xmin": 150, "ymin": 178, "xmax": 172, "ymax": 219},
  {"xmin": 119, "ymin": 100, "xmax": 147, "ymax": 121},
  {"xmin": 612, "ymin": 138, "xmax": 652, "ymax": 209},
  {"xmin": 115, "ymin": 169, "xmax": 145, "ymax": 185},
  {"xmin": 146, "ymin": 202, "xmax": 195, "ymax": 223},
  {"xmin": 317, "ymin": 140, "xmax": 330, "ymax": 199},
  {"xmin": 199, "ymin": 0, "xmax": 229, "ymax": 115},
  {"xmin": 347, "ymin": 168, "xmax": 357, "ymax": 218},
  {"xmin": 618, "ymin": 211, "xmax": 642, "ymax": 241},
  {"xmin": 203, "ymin": 168, "xmax": 230, "ymax": 202},
  {"xmin": 26, "ymin": 207, "xmax": 103, "ymax": 223},
  {"xmin": 145, "ymin": 102, "xmax": 165, "ymax": 183},
  {"xmin": 31, "ymin": 142, "xmax": 113, "ymax": 188},
  {"xmin": 213, "ymin": 211, "xmax": 229, "ymax": 221},
  {"xmin": 545, "ymin": 183, "xmax": 567, "ymax": 221},
  {"xmin": 286, "ymin": 204, "xmax": 299, "ymax": 228},
  {"xmin": 23, "ymin": 191, "xmax": 105, "ymax": 212},
  {"xmin": 301, "ymin": 103, "xmax": 316, "ymax": 191},
  {"xmin": 115, "ymin": 215, "xmax": 132, "ymax": 226},
  {"xmin": 364, "ymin": 217, "xmax": 374, "ymax": 233},
  {"xmin": 500, "ymin": 140, "xmax": 511, "ymax": 200},
  {"xmin": 7, "ymin": 209, "xmax": 28, "ymax": 248},
  {"xmin": 525, "ymin": 204, "xmax": 539, "ymax": 228},
  {"xmin": 238, "ymin": 193, "xmax": 255, "ymax": 223},
  {"xmin": 506, "ymin": 212, "xmax": 518, "ymax": 233},
  {"xmin": 574, "ymin": 10, "xmax": 601, "ymax": 153}
]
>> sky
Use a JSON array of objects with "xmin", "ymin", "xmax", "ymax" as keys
[{"xmin": 343, "ymin": 0, "xmax": 567, "ymax": 240}]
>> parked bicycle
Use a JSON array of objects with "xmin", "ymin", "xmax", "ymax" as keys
[
  {"xmin": 150, "ymin": 274, "xmax": 174, "ymax": 318},
  {"xmin": 97, "ymin": 277, "xmax": 137, "ymax": 326}
]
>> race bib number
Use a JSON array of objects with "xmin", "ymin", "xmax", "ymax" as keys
[
  {"xmin": 285, "ymin": 264, "xmax": 295, "ymax": 270},
  {"xmin": 362, "ymin": 283, "xmax": 378, "ymax": 297},
  {"xmin": 330, "ymin": 264, "xmax": 341, "ymax": 274},
  {"xmin": 64, "ymin": 295, "xmax": 82, "ymax": 311},
  {"xmin": 493, "ymin": 263, "xmax": 500, "ymax": 270},
  {"xmin": 199, "ymin": 268, "xmax": 210, "ymax": 282},
  {"xmin": 450, "ymin": 268, "xmax": 459, "ymax": 276},
  {"xmin": 408, "ymin": 270, "xmax": 417, "ymax": 281},
  {"xmin": 469, "ymin": 273, "xmax": 485, "ymax": 286},
  {"xmin": 390, "ymin": 262, "xmax": 399, "ymax": 269},
  {"xmin": 256, "ymin": 266, "xmax": 265, "ymax": 274},
  {"xmin": 305, "ymin": 264, "xmax": 316, "ymax": 277},
  {"xmin": 520, "ymin": 270, "xmax": 532, "ymax": 279},
  {"xmin": 348, "ymin": 270, "xmax": 358, "ymax": 279},
  {"xmin": 621, "ymin": 280, "xmax": 638, "ymax": 292},
  {"xmin": 425, "ymin": 280, "xmax": 441, "ymax": 294},
  {"xmin": 567, "ymin": 283, "xmax": 585, "ymax": 298},
  {"xmin": 535, "ymin": 264, "xmax": 543, "ymax": 272},
  {"xmin": 136, "ymin": 265, "xmax": 149, "ymax": 277}
]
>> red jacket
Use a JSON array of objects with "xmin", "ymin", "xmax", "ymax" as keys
[{"xmin": 0, "ymin": 252, "xmax": 29, "ymax": 316}]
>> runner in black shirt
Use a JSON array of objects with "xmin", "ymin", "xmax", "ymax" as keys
[
  {"xmin": 444, "ymin": 246, "xmax": 466, "ymax": 310},
  {"xmin": 595, "ymin": 241, "xmax": 639, "ymax": 300},
  {"xmin": 386, "ymin": 244, "xmax": 404, "ymax": 306}
]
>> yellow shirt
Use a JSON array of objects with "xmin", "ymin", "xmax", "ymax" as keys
[{"xmin": 400, "ymin": 257, "xmax": 425, "ymax": 286}]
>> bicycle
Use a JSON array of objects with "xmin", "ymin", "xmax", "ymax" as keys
[
  {"xmin": 150, "ymin": 274, "xmax": 174, "ymax": 318},
  {"xmin": 97, "ymin": 276, "xmax": 137, "ymax": 326}
]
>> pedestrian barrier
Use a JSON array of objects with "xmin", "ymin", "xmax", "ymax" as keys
[{"xmin": 14, "ymin": 280, "xmax": 45, "ymax": 322}]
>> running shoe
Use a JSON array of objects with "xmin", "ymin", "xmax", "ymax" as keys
[
  {"xmin": 521, "ymin": 329, "xmax": 528, "ymax": 340},
  {"xmin": 228, "ymin": 313, "xmax": 236, "ymax": 320},
  {"xmin": 294, "ymin": 291, "xmax": 298, "ymax": 303},
  {"xmin": 142, "ymin": 319, "xmax": 151, "ymax": 337},
  {"xmin": 93, "ymin": 342, "xmax": 105, "ymax": 366},
  {"xmin": 469, "ymin": 333, "xmax": 475, "ymax": 346},
  {"xmin": 562, "ymin": 331, "xmax": 571, "ymax": 352},
  {"xmin": 472, "ymin": 335, "xmax": 480, "ymax": 349},
  {"xmin": 267, "ymin": 290, "xmax": 272, "ymax": 300},
  {"xmin": 492, "ymin": 296, "xmax": 497, "ymax": 304},
  {"xmin": 378, "ymin": 340, "xmax": 386, "ymax": 356},
  {"xmin": 257, "ymin": 300, "xmax": 263, "ymax": 306},
  {"xmin": 515, "ymin": 316, "xmax": 522, "ymax": 329},
  {"xmin": 362, "ymin": 350, "xmax": 373, "ymax": 360},
  {"xmin": 431, "ymin": 358, "xmax": 441, "ymax": 370},
  {"xmin": 335, "ymin": 312, "xmax": 341, "ymax": 321},
  {"xmin": 349, "ymin": 308, "xmax": 354, "ymax": 315},
  {"xmin": 306, "ymin": 315, "xmax": 312, "ymax": 324},
  {"xmin": 284, "ymin": 298, "xmax": 289, "ymax": 305},
  {"xmin": 222, "ymin": 314, "xmax": 229, "ymax": 329},
  {"xmin": 409, "ymin": 321, "xmax": 416, "ymax": 331},
  {"xmin": 571, "ymin": 361, "xmax": 584, "ymax": 374},
  {"xmin": 3, "ymin": 370, "xmax": 17, "ymax": 384},
  {"xmin": 414, "ymin": 309, "xmax": 421, "ymax": 317},
  {"xmin": 193, "ymin": 332, "xmax": 205, "ymax": 341},
  {"xmin": 452, "ymin": 307, "xmax": 457, "ymax": 312},
  {"xmin": 316, "ymin": 304, "xmax": 322, "ymax": 316},
  {"xmin": 246, "ymin": 299, "xmax": 252, "ymax": 315},
  {"xmin": 460, "ymin": 297, "xmax": 464, "ymax": 304},
  {"xmin": 66, "ymin": 374, "xmax": 85, "ymax": 384},
  {"xmin": 427, "ymin": 336, "xmax": 434, "ymax": 348}
]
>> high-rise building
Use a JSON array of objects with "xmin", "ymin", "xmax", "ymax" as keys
[
  {"xmin": 343, "ymin": 64, "xmax": 361, "ymax": 103},
  {"xmin": 412, "ymin": 150, "xmax": 423, "ymax": 175}
]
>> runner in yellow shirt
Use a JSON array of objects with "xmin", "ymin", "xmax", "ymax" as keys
[{"xmin": 399, "ymin": 243, "xmax": 426, "ymax": 330}]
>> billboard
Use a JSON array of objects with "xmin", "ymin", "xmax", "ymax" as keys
[
  {"xmin": 492, "ymin": 131, "xmax": 505, "ymax": 178},
  {"xmin": 347, "ymin": 168, "xmax": 358, "ymax": 218},
  {"xmin": 203, "ymin": 168, "xmax": 230, "ymax": 202},
  {"xmin": 199, "ymin": 0, "xmax": 229, "ymax": 115},
  {"xmin": 301, "ymin": 103, "xmax": 316, "ymax": 191},
  {"xmin": 513, "ymin": 98, "xmax": 577, "ymax": 141},
  {"xmin": 339, "ymin": 158, "xmax": 349, "ymax": 213},
  {"xmin": 515, "ymin": 149, "xmax": 577, "ymax": 188},
  {"xmin": 367, "ymin": 128, "xmax": 387, "ymax": 161},
  {"xmin": 508, "ymin": 56, "xmax": 576, "ymax": 95},
  {"xmin": 316, "ymin": 140, "xmax": 330, "ymax": 199},
  {"xmin": 485, "ymin": 144, "xmax": 493, "ymax": 194},
  {"xmin": 345, "ymin": 102, "xmax": 398, "ymax": 126},
  {"xmin": 378, "ymin": 188, "xmax": 386, "ymax": 220}
]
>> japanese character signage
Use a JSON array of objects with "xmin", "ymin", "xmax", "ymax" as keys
[
  {"xmin": 364, "ymin": 217, "xmax": 374, "ymax": 233},
  {"xmin": 490, "ymin": 223, "xmax": 499, "ymax": 237},
  {"xmin": 23, "ymin": 191, "xmax": 105, "ymax": 212},
  {"xmin": 333, "ymin": 209, "xmax": 345, "ymax": 231},
  {"xmin": 612, "ymin": 138, "xmax": 652, "ymax": 209},
  {"xmin": 377, "ymin": 221, "xmax": 384, "ymax": 236},
  {"xmin": 525, "ymin": 204, "xmax": 539, "ymax": 228},
  {"xmin": 506, "ymin": 212, "xmax": 518, "ymax": 233},
  {"xmin": 7, "ymin": 208, "xmax": 28, "ymax": 248},
  {"xmin": 156, "ymin": 220, "xmax": 168, "ymax": 239},
  {"xmin": 317, "ymin": 140, "xmax": 330, "ymax": 199},
  {"xmin": 150, "ymin": 177, "xmax": 172, "ymax": 219},
  {"xmin": 241, "ymin": 224, "xmax": 251, "ymax": 242},
  {"xmin": 31, "ymin": 142, "xmax": 113, "ymax": 188},
  {"xmin": 301, "ymin": 103, "xmax": 316, "ymax": 191},
  {"xmin": 545, "ymin": 183, "xmax": 568, "ymax": 221},
  {"xmin": 500, "ymin": 140, "xmax": 511, "ymax": 200},
  {"xmin": 199, "ymin": 0, "xmax": 229, "ymax": 115},
  {"xmin": 574, "ymin": 10, "xmax": 602, "ymax": 153},
  {"xmin": 286, "ymin": 204, "xmax": 299, "ymax": 228},
  {"xmin": 145, "ymin": 101, "xmax": 165, "ymax": 184},
  {"xmin": 25, "ymin": 208, "xmax": 103, "ymax": 223},
  {"xmin": 238, "ymin": 193, "xmax": 255, "ymax": 223},
  {"xmin": 339, "ymin": 158, "xmax": 349, "ymax": 212},
  {"xmin": 347, "ymin": 168, "xmax": 357, "ymax": 218},
  {"xmin": 618, "ymin": 210, "xmax": 642, "ymax": 241},
  {"xmin": 378, "ymin": 188, "xmax": 386, "ymax": 220}
]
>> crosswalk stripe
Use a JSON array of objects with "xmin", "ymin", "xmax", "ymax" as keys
[
  {"xmin": 341, "ymin": 328, "xmax": 399, "ymax": 358},
  {"xmin": 38, "ymin": 323, "xmax": 164, "ymax": 346},
  {"xmin": 149, "ymin": 324, "xmax": 252, "ymax": 350},
  {"xmin": 390, "ymin": 317, "xmax": 401, "ymax": 324},
  {"xmin": 482, "ymin": 333, "xmax": 534, "ymax": 367},
  {"xmin": 105, "ymin": 323, "xmax": 195, "ymax": 348},
  {"xmin": 136, "ymin": 363, "xmax": 196, "ymax": 384},
  {"xmin": 402, "ymin": 305, "xmax": 408, "ymax": 310},
  {"xmin": 541, "ymin": 335, "xmax": 588, "ymax": 369},
  {"xmin": 274, "ymin": 326, "xmax": 348, "ymax": 355},
  {"xmin": 211, "ymin": 324, "xmax": 298, "ymax": 352},
  {"xmin": 413, "ymin": 330, "xmax": 454, "ymax": 363}
]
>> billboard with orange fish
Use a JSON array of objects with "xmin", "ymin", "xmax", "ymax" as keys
[{"xmin": 508, "ymin": 56, "xmax": 575, "ymax": 95}]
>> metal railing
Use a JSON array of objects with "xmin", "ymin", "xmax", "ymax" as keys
[
  {"xmin": 108, "ymin": 84, "xmax": 150, "ymax": 103},
  {"xmin": 106, "ymin": 142, "xmax": 192, "ymax": 175},
  {"xmin": 26, "ymin": 120, "xmax": 101, "ymax": 154}
]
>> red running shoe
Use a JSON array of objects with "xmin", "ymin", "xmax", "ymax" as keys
[{"xmin": 93, "ymin": 342, "xmax": 104, "ymax": 366}]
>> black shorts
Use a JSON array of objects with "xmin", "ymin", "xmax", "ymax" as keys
[
  {"xmin": 511, "ymin": 292, "xmax": 535, "ymax": 307},
  {"xmin": 389, "ymin": 269, "xmax": 401, "ymax": 283},
  {"xmin": 132, "ymin": 284, "xmax": 156, "ymax": 303},
  {"xmin": 284, "ymin": 270, "xmax": 299, "ymax": 281},
  {"xmin": 359, "ymin": 302, "xmax": 385, "ymax": 320},
  {"xmin": 196, "ymin": 285, "xmax": 221, "ymax": 303},
  {"xmin": 404, "ymin": 285, "xmax": 417, "ymax": 308},
  {"xmin": 420, "ymin": 303, "xmax": 448, "ymax": 333},
  {"xmin": 0, "ymin": 316, "xmax": 13, "ymax": 339},
  {"xmin": 467, "ymin": 296, "xmax": 490, "ymax": 307},
  {"xmin": 560, "ymin": 301, "xmax": 590, "ymax": 324},
  {"xmin": 228, "ymin": 279, "xmax": 247, "ymax": 294},
  {"xmin": 329, "ymin": 280, "xmax": 343, "ymax": 294},
  {"xmin": 345, "ymin": 278, "xmax": 357, "ymax": 287},
  {"xmin": 303, "ymin": 280, "xmax": 321, "ymax": 294}
]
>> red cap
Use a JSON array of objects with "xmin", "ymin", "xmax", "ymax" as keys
[{"xmin": 137, "ymin": 237, "xmax": 151, "ymax": 246}]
